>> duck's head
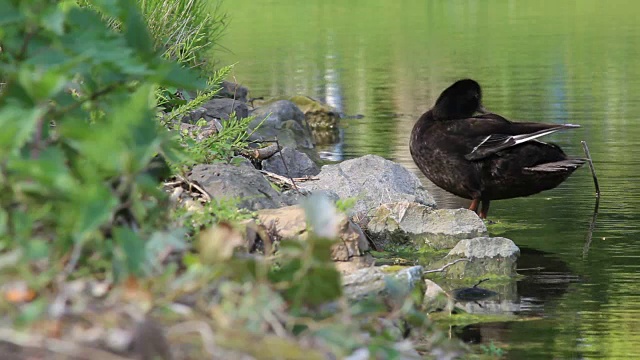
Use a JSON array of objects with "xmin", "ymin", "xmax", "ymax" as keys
[{"xmin": 432, "ymin": 79, "xmax": 488, "ymax": 120}]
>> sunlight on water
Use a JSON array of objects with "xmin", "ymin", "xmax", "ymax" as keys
[{"xmin": 220, "ymin": 1, "xmax": 640, "ymax": 358}]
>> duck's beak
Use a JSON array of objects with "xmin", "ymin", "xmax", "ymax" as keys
[{"xmin": 477, "ymin": 105, "xmax": 490, "ymax": 115}]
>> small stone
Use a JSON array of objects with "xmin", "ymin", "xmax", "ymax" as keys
[
  {"xmin": 342, "ymin": 265, "xmax": 424, "ymax": 301},
  {"xmin": 444, "ymin": 237, "xmax": 520, "ymax": 278}
]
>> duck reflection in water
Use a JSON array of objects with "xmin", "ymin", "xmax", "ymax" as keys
[{"xmin": 410, "ymin": 79, "xmax": 585, "ymax": 219}]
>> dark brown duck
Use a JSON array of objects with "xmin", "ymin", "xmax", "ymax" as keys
[{"xmin": 410, "ymin": 79, "xmax": 585, "ymax": 218}]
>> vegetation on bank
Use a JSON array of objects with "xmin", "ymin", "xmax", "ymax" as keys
[{"xmin": 0, "ymin": 1, "xmax": 467, "ymax": 358}]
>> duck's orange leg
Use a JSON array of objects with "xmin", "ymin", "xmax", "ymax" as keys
[
  {"xmin": 479, "ymin": 200, "xmax": 491, "ymax": 219},
  {"xmin": 469, "ymin": 198, "xmax": 480, "ymax": 213}
]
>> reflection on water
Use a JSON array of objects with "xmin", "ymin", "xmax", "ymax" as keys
[{"xmin": 221, "ymin": 1, "xmax": 640, "ymax": 358}]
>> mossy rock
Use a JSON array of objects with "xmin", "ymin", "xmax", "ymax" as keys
[{"xmin": 256, "ymin": 95, "xmax": 340, "ymax": 129}]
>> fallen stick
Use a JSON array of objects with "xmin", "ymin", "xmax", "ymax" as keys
[
  {"xmin": 581, "ymin": 141, "xmax": 600, "ymax": 198},
  {"xmin": 423, "ymin": 258, "xmax": 469, "ymax": 274},
  {"xmin": 259, "ymin": 170, "xmax": 317, "ymax": 188},
  {"xmin": 274, "ymin": 137, "xmax": 300, "ymax": 193},
  {"xmin": 176, "ymin": 174, "xmax": 212, "ymax": 202},
  {"xmin": 242, "ymin": 143, "xmax": 280, "ymax": 160}
]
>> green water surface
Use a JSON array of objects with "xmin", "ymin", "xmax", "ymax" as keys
[{"xmin": 220, "ymin": 1, "xmax": 640, "ymax": 358}]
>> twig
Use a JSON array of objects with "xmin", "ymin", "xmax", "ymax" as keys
[
  {"xmin": 0, "ymin": 328, "xmax": 131, "ymax": 360},
  {"xmin": 516, "ymin": 267, "xmax": 545, "ymax": 271},
  {"xmin": 259, "ymin": 170, "xmax": 317, "ymax": 188},
  {"xmin": 472, "ymin": 278, "xmax": 490, "ymax": 288},
  {"xmin": 581, "ymin": 141, "xmax": 600, "ymax": 198},
  {"xmin": 176, "ymin": 174, "xmax": 212, "ymax": 202},
  {"xmin": 162, "ymin": 180, "xmax": 183, "ymax": 187},
  {"xmin": 274, "ymin": 137, "xmax": 300, "ymax": 193},
  {"xmin": 30, "ymin": 114, "xmax": 45, "ymax": 159},
  {"xmin": 61, "ymin": 240, "xmax": 84, "ymax": 279},
  {"xmin": 583, "ymin": 196, "xmax": 601, "ymax": 259},
  {"xmin": 423, "ymin": 258, "xmax": 469, "ymax": 274}
]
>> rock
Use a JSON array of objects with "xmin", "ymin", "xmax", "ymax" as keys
[
  {"xmin": 423, "ymin": 279, "xmax": 450, "ymax": 313},
  {"xmin": 299, "ymin": 155, "xmax": 436, "ymax": 216},
  {"xmin": 366, "ymin": 202, "xmax": 487, "ymax": 250},
  {"xmin": 179, "ymin": 121, "xmax": 221, "ymax": 142},
  {"xmin": 312, "ymin": 128, "xmax": 340, "ymax": 146},
  {"xmin": 444, "ymin": 237, "xmax": 520, "ymax": 278},
  {"xmin": 262, "ymin": 147, "xmax": 320, "ymax": 178},
  {"xmin": 188, "ymin": 163, "xmax": 288, "ymax": 210},
  {"xmin": 215, "ymin": 80, "xmax": 248, "ymax": 103},
  {"xmin": 254, "ymin": 95, "xmax": 341, "ymax": 129},
  {"xmin": 201, "ymin": 97, "xmax": 249, "ymax": 120},
  {"xmin": 334, "ymin": 254, "xmax": 375, "ymax": 274},
  {"xmin": 279, "ymin": 189, "xmax": 339, "ymax": 210},
  {"xmin": 287, "ymin": 95, "xmax": 340, "ymax": 129},
  {"xmin": 181, "ymin": 107, "xmax": 208, "ymax": 123},
  {"xmin": 249, "ymin": 100, "xmax": 317, "ymax": 160},
  {"xmin": 454, "ymin": 281, "xmax": 520, "ymax": 315},
  {"xmin": 256, "ymin": 205, "xmax": 369, "ymax": 261},
  {"xmin": 342, "ymin": 265, "xmax": 424, "ymax": 302}
]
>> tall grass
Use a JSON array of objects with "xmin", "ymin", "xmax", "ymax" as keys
[{"xmin": 139, "ymin": 0, "xmax": 228, "ymax": 70}]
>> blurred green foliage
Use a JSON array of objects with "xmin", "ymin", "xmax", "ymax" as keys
[
  {"xmin": 0, "ymin": 1, "xmax": 458, "ymax": 358},
  {"xmin": 0, "ymin": 0, "xmax": 204, "ymax": 281}
]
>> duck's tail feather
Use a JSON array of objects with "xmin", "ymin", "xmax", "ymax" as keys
[
  {"xmin": 523, "ymin": 158, "xmax": 587, "ymax": 173},
  {"xmin": 466, "ymin": 124, "xmax": 581, "ymax": 161}
]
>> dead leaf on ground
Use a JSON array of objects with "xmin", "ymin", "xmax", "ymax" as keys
[
  {"xmin": 3, "ymin": 281, "xmax": 37, "ymax": 303},
  {"xmin": 198, "ymin": 222, "xmax": 246, "ymax": 264}
]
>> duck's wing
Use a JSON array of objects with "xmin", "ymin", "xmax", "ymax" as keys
[{"xmin": 463, "ymin": 115, "xmax": 580, "ymax": 161}]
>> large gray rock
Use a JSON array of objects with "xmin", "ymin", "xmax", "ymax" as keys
[
  {"xmin": 249, "ymin": 100, "xmax": 317, "ymax": 159},
  {"xmin": 444, "ymin": 237, "xmax": 520, "ymax": 278},
  {"xmin": 299, "ymin": 155, "xmax": 436, "ymax": 216},
  {"xmin": 182, "ymin": 98, "xmax": 249, "ymax": 124},
  {"xmin": 342, "ymin": 265, "xmax": 424, "ymax": 302},
  {"xmin": 201, "ymin": 97, "xmax": 249, "ymax": 120},
  {"xmin": 262, "ymin": 147, "xmax": 320, "ymax": 178},
  {"xmin": 187, "ymin": 163, "xmax": 288, "ymax": 210},
  {"xmin": 366, "ymin": 202, "xmax": 487, "ymax": 250}
]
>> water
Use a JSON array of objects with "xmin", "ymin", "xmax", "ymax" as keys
[{"xmin": 220, "ymin": 1, "xmax": 640, "ymax": 358}]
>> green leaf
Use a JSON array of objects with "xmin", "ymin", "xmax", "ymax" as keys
[
  {"xmin": 120, "ymin": 1, "xmax": 154, "ymax": 58},
  {"xmin": 41, "ymin": 4, "xmax": 67, "ymax": 35},
  {"xmin": 71, "ymin": 184, "xmax": 118, "ymax": 242},
  {"xmin": 0, "ymin": 0, "xmax": 22, "ymax": 27},
  {"xmin": 16, "ymin": 299, "xmax": 47, "ymax": 328},
  {"xmin": 25, "ymin": 239, "xmax": 49, "ymax": 260},
  {"xmin": 113, "ymin": 227, "xmax": 147, "ymax": 276},
  {"xmin": 0, "ymin": 103, "xmax": 45, "ymax": 156},
  {"xmin": 156, "ymin": 61, "xmax": 206, "ymax": 90},
  {"xmin": 18, "ymin": 65, "xmax": 68, "ymax": 101}
]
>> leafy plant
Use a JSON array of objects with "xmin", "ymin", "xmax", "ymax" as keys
[
  {"xmin": 0, "ymin": 0, "xmax": 202, "ymax": 281},
  {"xmin": 481, "ymin": 341, "xmax": 506, "ymax": 358}
]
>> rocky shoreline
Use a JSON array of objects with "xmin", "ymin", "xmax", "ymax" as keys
[{"xmin": 173, "ymin": 79, "xmax": 523, "ymax": 345}]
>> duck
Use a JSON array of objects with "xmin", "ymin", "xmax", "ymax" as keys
[{"xmin": 410, "ymin": 79, "xmax": 585, "ymax": 219}]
